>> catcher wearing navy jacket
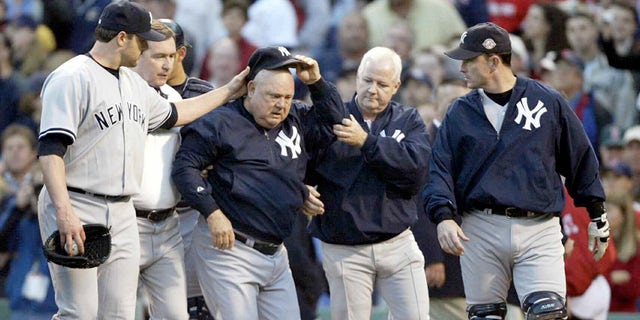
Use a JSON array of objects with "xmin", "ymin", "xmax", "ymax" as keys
[
  {"xmin": 171, "ymin": 47, "xmax": 344, "ymax": 319},
  {"xmin": 307, "ymin": 47, "xmax": 431, "ymax": 320},
  {"xmin": 423, "ymin": 23, "xmax": 610, "ymax": 320}
]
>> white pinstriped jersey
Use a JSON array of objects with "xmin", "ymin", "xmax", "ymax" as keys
[{"xmin": 39, "ymin": 55, "xmax": 172, "ymax": 196}]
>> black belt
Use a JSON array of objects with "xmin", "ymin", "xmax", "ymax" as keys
[
  {"xmin": 234, "ymin": 232, "xmax": 281, "ymax": 255},
  {"xmin": 67, "ymin": 186, "xmax": 130, "ymax": 202},
  {"xmin": 481, "ymin": 206, "xmax": 540, "ymax": 218},
  {"xmin": 136, "ymin": 207, "xmax": 175, "ymax": 222}
]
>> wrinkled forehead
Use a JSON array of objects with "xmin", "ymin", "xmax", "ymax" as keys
[{"xmin": 252, "ymin": 69, "xmax": 295, "ymax": 89}]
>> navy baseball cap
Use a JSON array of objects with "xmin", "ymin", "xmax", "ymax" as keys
[
  {"xmin": 158, "ymin": 19, "xmax": 191, "ymax": 48},
  {"xmin": 247, "ymin": 46, "xmax": 303, "ymax": 81},
  {"xmin": 97, "ymin": 1, "xmax": 165, "ymax": 41},
  {"xmin": 601, "ymin": 162, "xmax": 633, "ymax": 179},
  {"xmin": 445, "ymin": 22, "xmax": 511, "ymax": 60},
  {"xmin": 404, "ymin": 70, "xmax": 434, "ymax": 89},
  {"xmin": 600, "ymin": 124, "xmax": 625, "ymax": 148}
]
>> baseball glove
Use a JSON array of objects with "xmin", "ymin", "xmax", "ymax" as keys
[{"xmin": 42, "ymin": 224, "xmax": 111, "ymax": 268}]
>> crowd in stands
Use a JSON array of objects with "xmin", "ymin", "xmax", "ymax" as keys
[{"xmin": 1, "ymin": 0, "xmax": 640, "ymax": 318}]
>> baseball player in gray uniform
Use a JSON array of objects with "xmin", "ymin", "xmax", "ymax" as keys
[
  {"xmin": 131, "ymin": 21, "xmax": 188, "ymax": 320},
  {"xmin": 36, "ymin": 1, "xmax": 247, "ymax": 319},
  {"xmin": 423, "ymin": 23, "xmax": 610, "ymax": 320}
]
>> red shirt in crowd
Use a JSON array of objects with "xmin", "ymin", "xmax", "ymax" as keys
[{"xmin": 562, "ymin": 190, "xmax": 616, "ymax": 297}]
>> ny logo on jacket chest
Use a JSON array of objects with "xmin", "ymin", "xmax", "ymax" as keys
[
  {"xmin": 275, "ymin": 126, "xmax": 301, "ymax": 159},
  {"xmin": 515, "ymin": 97, "xmax": 547, "ymax": 130}
]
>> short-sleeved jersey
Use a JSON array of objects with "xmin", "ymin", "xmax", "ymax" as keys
[{"xmin": 39, "ymin": 55, "xmax": 172, "ymax": 196}]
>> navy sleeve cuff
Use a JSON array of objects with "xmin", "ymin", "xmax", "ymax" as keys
[
  {"xmin": 37, "ymin": 134, "xmax": 71, "ymax": 157},
  {"xmin": 307, "ymin": 78, "xmax": 330, "ymax": 99},
  {"xmin": 361, "ymin": 134, "xmax": 376, "ymax": 155},
  {"xmin": 197, "ymin": 201, "xmax": 220, "ymax": 219},
  {"xmin": 430, "ymin": 206, "xmax": 455, "ymax": 225},
  {"xmin": 586, "ymin": 201, "xmax": 606, "ymax": 220},
  {"xmin": 160, "ymin": 103, "xmax": 178, "ymax": 129}
]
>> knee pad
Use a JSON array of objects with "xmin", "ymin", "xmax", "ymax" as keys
[
  {"xmin": 187, "ymin": 296, "xmax": 214, "ymax": 320},
  {"xmin": 467, "ymin": 302, "xmax": 507, "ymax": 319},
  {"xmin": 522, "ymin": 291, "xmax": 568, "ymax": 320}
]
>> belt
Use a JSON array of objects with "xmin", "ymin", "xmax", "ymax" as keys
[
  {"xmin": 67, "ymin": 186, "xmax": 130, "ymax": 202},
  {"xmin": 136, "ymin": 207, "xmax": 175, "ymax": 222},
  {"xmin": 234, "ymin": 232, "xmax": 281, "ymax": 255},
  {"xmin": 481, "ymin": 206, "xmax": 539, "ymax": 218}
]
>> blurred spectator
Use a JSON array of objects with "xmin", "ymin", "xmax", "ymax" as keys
[
  {"xmin": 566, "ymin": 11, "xmax": 637, "ymax": 129},
  {"xmin": 204, "ymin": 37, "xmax": 241, "ymax": 89},
  {"xmin": 521, "ymin": 2, "xmax": 569, "ymax": 77},
  {"xmin": 134, "ymin": 0, "xmax": 176, "ymax": 18},
  {"xmin": 428, "ymin": 79, "xmax": 470, "ymax": 144},
  {"xmin": 0, "ymin": 124, "xmax": 38, "ymax": 298},
  {"xmin": 0, "ymin": 124, "xmax": 37, "ymax": 199},
  {"xmin": 605, "ymin": 2, "xmax": 640, "ymax": 91},
  {"xmin": 0, "ymin": 31, "xmax": 24, "ymax": 135},
  {"xmin": 622, "ymin": 126, "xmax": 640, "ymax": 202},
  {"xmin": 487, "ymin": 0, "xmax": 537, "ymax": 33},
  {"xmin": 14, "ymin": 71, "xmax": 47, "ymax": 134},
  {"xmin": 68, "ymin": 0, "xmax": 111, "ymax": 54},
  {"xmin": 200, "ymin": 0, "xmax": 255, "ymax": 81},
  {"xmin": 562, "ymin": 188, "xmax": 616, "ymax": 320},
  {"xmin": 384, "ymin": 20, "xmax": 413, "ymax": 75},
  {"xmin": 334, "ymin": 66, "xmax": 357, "ymax": 101},
  {"xmin": 601, "ymin": 162, "xmax": 637, "ymax": 207},
  {"xmin": 399, "ymin": 70, "xmax": 434, "ymax": 116},
  {"xmin": 174, "ymin": 0, "xmax": 226, "ymax": 75},
  {"xmin": 3, "ymin": 165, "xmax": 56, "ymax": 320},
  {"xmin": 291, "ymin": 0, "xmax": 331, "ymax": 54},
  {"xmin": 604, "ymin": 194, "xmax": 640, "ymax": 312},
  {"xmin": 221, "ymin": 0, "xmax": 254, "ymax": 65},
  {"xmin": 362, "ymin": 0, "xmax": 466, "ymax": 53},
  {"xmin": 453, "ymin": 0, "xmax": 489, "ymax": 27},
  {"xmin": 411, "ymin": 49, "xmax": 446, "ymax": 89},
  {"xmin": 508, "ymin": 33, "xmax": 530, "ymax": 77},
  {"xmin": 314, "ymin": 11, "xmax": 368, "ymax": 83},
  {"xmin": 241, "ymin": 0, "xmax": 298, "ymax": 48},
  {"xmin": 319, "ymin": 0, "xmax": 368, "ymax": 55},
  {"xmin": 4, "ymin": 0, "xmax": 42, "ymax": 22},
  {"xmin": 599, "ymin": 124, "xmax": 627, "ymax": 167},
  {"xmin": 4, "ymin": 15, "xmax": 53, "ymax": 77},
  {"xmin": 540, "ymin": 50, "xmax": 612, "ymax": 151},
  {"xmin": 606, "ymin": 2, "xmax": 640, "ymax": 58},
  {"xmin": 42, "ymin": 0, "xmax": 112, "ymax": 54}
]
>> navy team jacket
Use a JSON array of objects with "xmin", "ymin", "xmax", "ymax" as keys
[
  {"xmin": 308, "ymin": 97, "xmax": 431, "ymax": 245},
  {"xmin": 424, "ymin": 77, "xmax": 605, "ymax": 225},
  {"xmin": 171, "ymin": 79, "xmax": 344, "ymax": 243}
]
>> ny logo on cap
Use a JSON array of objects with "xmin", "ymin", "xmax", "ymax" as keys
[
  {"xmin": 460, "ymin": 32, "xmax": 468, "ymax": 44},
  {"xmin": 277, "ymin": 46, "xmax": 291, "ymax": 57},
  {"xmin": 148, "ymin": 12, "xmax": 153, "ymax": 27}
]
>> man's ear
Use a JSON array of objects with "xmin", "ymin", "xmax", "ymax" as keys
[
  {"xmin": 490, "ymin": 55, "xmax": 501, "ymax": 70},
  {"xmin": 246, "ymin": 80, "xmax": 255, "ymax": 98},
  {"xmin": 116, "ymin": 31, "xmax": 128, "ymax": 47},
  {"xmin": 176, "ymin": 46, "xmax": 187, "ymax": 62}
]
